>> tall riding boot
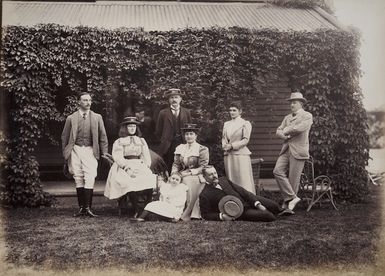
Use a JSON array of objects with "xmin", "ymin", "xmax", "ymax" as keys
[
  {"xmin": 74, "ymin": 187, "xmax": 86, "ymax": 217},
  {"xmin": 128, "ymin": 192, "xmax": 139, "ymax": 218},
  {"xmin": 84, "ymin": 188, "xmax": 98, "ymax": 217}
]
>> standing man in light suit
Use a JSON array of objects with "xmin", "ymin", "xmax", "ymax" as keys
[
  {"xmin": 273, "ymin": 92, "xmax": 313, "ymax": 212},
  {"xmin": 155, "ymin": 88, "xmax": 192, "ymax": 172},
  {"xmin": 61, "ymin": 92, "xmax": 109, "ymax": 217}
]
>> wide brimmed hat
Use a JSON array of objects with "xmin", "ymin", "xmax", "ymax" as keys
[
  {"xmin": 120, "ymin": 116, "xmax": 141, "ymax": 125},
  {"xmin": 287, "ymin": 92, "xmax": 307, "ymax": 103},
  {"xmin": 218, "ymin": 195, "xmax": 244, "ymax": 219},
  {"xmin": 164, "ymin": 88, "xmax": 183, "ymax": 98},
  {"xmin": 181, "ymin": 123, "xmax": 200, "ymax": 132}
]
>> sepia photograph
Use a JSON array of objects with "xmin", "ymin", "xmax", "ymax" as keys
[{"xmin": 1, "ymin": 0, "xmax": 384, "ymax": 275}]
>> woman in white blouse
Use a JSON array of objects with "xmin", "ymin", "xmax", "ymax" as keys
[
  {"xmin": 222, "ymin": 101, "xmax": 255, "ymax": 194},
  {"xmin": 171, "ymin": 123, "xmax": 209, "ymax": 221},
  {"xmin": 104, "ymin": 117, "xmax": 157, "ymax": 216}
]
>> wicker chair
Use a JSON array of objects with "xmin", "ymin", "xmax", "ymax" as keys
[
  {"xmin": 299, "ymin": 156, "xmax": 338, "ymax": 212},
  {"xmin": 251, "ymin": 158, "xmax": 264, "ymax": 195}
]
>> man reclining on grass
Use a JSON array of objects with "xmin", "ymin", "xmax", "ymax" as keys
[{"xmin": 199, "ymin": 165, "xmax": 293, "ymax": 221}]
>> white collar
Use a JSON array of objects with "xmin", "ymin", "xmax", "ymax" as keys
[
  {"xmin": 174, "ymin": 142, "xmax": 200, "ymax": 156},
  {"xmin": 79, "ymin": 110, "xmax": 90, "ymax": 116},
  {"xmin": 292, "ymin": 108, "xmax": 304, "ymax": 116},
  {"xmin": 170, "ymin": 105, "xmax": 180, "ymax": 111}
]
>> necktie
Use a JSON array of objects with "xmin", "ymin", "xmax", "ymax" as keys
[
  {"xmin": 83, "ymin": 113, "xmax": 87, "ymax": 120},
  {"xmin": 292, "ymin": 113, "xmax": 297, "ymax": 117}
]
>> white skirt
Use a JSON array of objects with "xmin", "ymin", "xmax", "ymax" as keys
[
  {"xmin": 145, "ymin": 201, "xmax": 183, "ymax": 220},
  {"xmin": 224, "ymin": 154, "xmax": 255, "ymax": 194},
  {"xmin": 104, "ymin": 160, "xmax": 157, "ymax": 199}
]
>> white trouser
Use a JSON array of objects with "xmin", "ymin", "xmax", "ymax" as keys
[{"xmin": 69, "ymin": 145, "xmax": 98, "ymax": 189}]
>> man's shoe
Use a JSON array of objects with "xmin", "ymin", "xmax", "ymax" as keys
[
  {"xmin": 281, "ymin": 200, "xmax": 289, "ymax": 209},
  {"xmin": 84, "ymin": 207, "xmax": 98, "ymax": 217},
  {"xmin": 288, "ymin": 197, "xmax": 301, "ymax": 211},
  {"xmin": 277, "ymin": 209, "xmax": 295, "ymax": 216},
  {"xmin": 130, "ymin": 218, "xmax": 145, "ymax": 222},
  {"xmin": 73, "ymin": 207, "xmax": 86, "ymax": 217}
]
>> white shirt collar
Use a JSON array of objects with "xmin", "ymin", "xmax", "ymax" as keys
[
  {"xmin": 79, "ymin": 110, "xmax": 90, "ymax": 116},
  {"xmin": 293, "ymin": 108, "xmax": 304, "ymax": 116}
]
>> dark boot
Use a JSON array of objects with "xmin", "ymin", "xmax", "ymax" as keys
[
  {"xmin": 74, "ymin": 187, "xmax": 86, "ymax": 217},
  {"xmin": 128, "ymin": 192, "xmax": 139, "ymax": 218},
  {"xmin": 84, "ymin": 188, "xmax": 98, "ymax": 217},
  {"xmin": 130, "ymin": 210, "xmax": 148, "ymax": 222},
  {"xmin": 143, "ymin": 189, "xmax": 154, "ymax": 206}
]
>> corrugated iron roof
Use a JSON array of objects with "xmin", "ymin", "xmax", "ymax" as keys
[{"xmin": 2, "ymin": 1, "xmax": 338, "ymax": 31}]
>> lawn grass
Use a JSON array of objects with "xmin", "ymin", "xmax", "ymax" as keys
[{"xmin": 1, "ymin": 186, "xmax": 384, "ymax": 274}]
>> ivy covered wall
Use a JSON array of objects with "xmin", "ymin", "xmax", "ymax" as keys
[{"xmin": 1, "ymin": 24, "xmax": 369, "ymax": 206}]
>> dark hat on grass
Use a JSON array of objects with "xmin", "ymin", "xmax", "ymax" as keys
[
  {"xmin": 120, "ymin": 116, "xmax": 141, "ymax": 125},
  {"xmin": 164, "ymin": 88, "xmax": 183, "ymax": 98},
  {"xmin": 218, "ymin": 195, "xmax": 244, "ymax": 219}
]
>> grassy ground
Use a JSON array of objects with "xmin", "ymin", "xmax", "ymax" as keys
[{"xmin": 1, "ymin": 186, "xmax": 384, "ymax": 274}]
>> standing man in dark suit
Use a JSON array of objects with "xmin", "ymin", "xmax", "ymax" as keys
[
  {"xmin": 199, "ymin": 165, "xmax": 289, "ymax": 221},
  {"xmin": 61, "ymin": 92, "xmax": 109, "ymax": 217},
  {"xmin": 273, "ymin": 92, "xmax": 313, "ymax": 211},
  {"xmin": 155, "ymin": 88, "xmax": 192, "ymax": 172}
]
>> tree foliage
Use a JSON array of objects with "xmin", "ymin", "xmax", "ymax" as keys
[{"xmin": 1, "ymin": 24, "xmax": 368, "ymax": 206}]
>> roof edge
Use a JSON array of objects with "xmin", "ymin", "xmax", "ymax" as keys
[{"xmin": 313, "ymin": 6, "xmax": 347, "ymax": 31}]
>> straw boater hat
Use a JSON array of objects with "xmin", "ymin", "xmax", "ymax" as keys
[
  {"xmin": 181, "ymin": 123, "xmax": 200, "ymax": 133},
  {"xmin": 218, "ymin": 195, "xmax": 244, "ymax": 219},
  {"xmin": 287, "ymin": 92, "xmax": 307, "ymax": 103},
  {"xmin": 120, "ymin": 116, "xmax": 141, "ymax": 125},
  {"xmin": 164, "ymin": 88, "xmax": 183, "ymax": 98}
]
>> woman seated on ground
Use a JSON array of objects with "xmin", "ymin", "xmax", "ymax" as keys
[
  {"xmin": 172, "ymin": 123, "xmax": 209, "ymax": 221},
  {"xmin": 104, "ymin": 117, "xmax": 157, "ymax": 217},
  {"xmin": 131, "ymin": 172, "xmax": 188, "ymax": 222}
]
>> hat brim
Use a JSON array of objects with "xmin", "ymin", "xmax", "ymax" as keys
[
  {"xmin": 218, "ymin": 195, "xmax": 244, "ymax": 219},
  {"xmin": 287, "ymin": 97, "xmax": 307, "ymax": 103},
  {"xmin": 120, "ymin": 121, "xmax": 140, "ymax": 125},
  {"xmin": 165, "ymin": 92, "xmax": 183, "ymax": 98},
  {"xmin": 181, "ymin": 128, "xmax": 199, "ymax": 132}
]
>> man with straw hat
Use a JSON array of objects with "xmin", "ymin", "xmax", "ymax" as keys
[{"xmin": 273, "ymin": 92, "xmax": 313, "ymax": 212}]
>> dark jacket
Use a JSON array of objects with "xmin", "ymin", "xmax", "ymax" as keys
[
  {"xmin": 199, "ymin": 177, "xmax": 281, "ymax": 221},
  {"xmin": 155, "ymin": 106, "xmax": 191, "ymax": 156}
]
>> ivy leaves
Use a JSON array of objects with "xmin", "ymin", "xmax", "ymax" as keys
[{"xmin": 1, "ymin": 24, "xmax": 368, "ymax": 205}]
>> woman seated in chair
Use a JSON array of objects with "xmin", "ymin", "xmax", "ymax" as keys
[
  {"xmin": 131, "ymin": 172, "xmax": 188, "ymax": 222},
  {"xmin": 171, "ymin": 123, "xmax": 209, "ymax": 221},
  {"xmin": 104, "ymin": 117, "xmax": 157, "ymax": 217}
]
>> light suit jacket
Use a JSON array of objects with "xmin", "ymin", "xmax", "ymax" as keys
[
  {"xmin": 61, "ymin": 110, "xmax": 108, "ymax": 161},
  {"xmin": 222, "ymin": 117, "xmax": 252, "ymax": 155},
  {"xmin": 276, "ymin": 109, "xmax": 313, "ymax": 160}
]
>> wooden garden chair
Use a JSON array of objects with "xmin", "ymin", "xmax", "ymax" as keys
[
  {"xmin": 299, "ymin": 156, "xmax": 338, "ymax": 212},
  {"xmin": 251, "ymin": 158, "xmax": 264, "ymax": 195}
]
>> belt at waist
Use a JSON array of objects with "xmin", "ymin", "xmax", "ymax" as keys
[
  {"xmin": 124, "ymin": 156, "xmax": 140, "ymax": 160},
  {"xmin": 74, "ymin": 143, "xmax": 93, "ymax": 147}
]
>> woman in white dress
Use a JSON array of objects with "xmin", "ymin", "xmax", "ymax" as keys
[
  {"xmin": 172, "ymin": 123, "xmax": 209, "ymax": 221},
  {"xmin": 222, "ymin": 101, "xmax": 255, "ymax": 194},
  {"xmin": 104, "ymin": 117, "xmax": 157, "ymax": 216},
  {"xmin": 130, "ymin": 172, "xmax": 188, "ymax": 222}
]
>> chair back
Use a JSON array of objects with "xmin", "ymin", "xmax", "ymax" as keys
[{"xmin": 300, "ymin": 156, "xmax": 315, "ymax": 190}]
